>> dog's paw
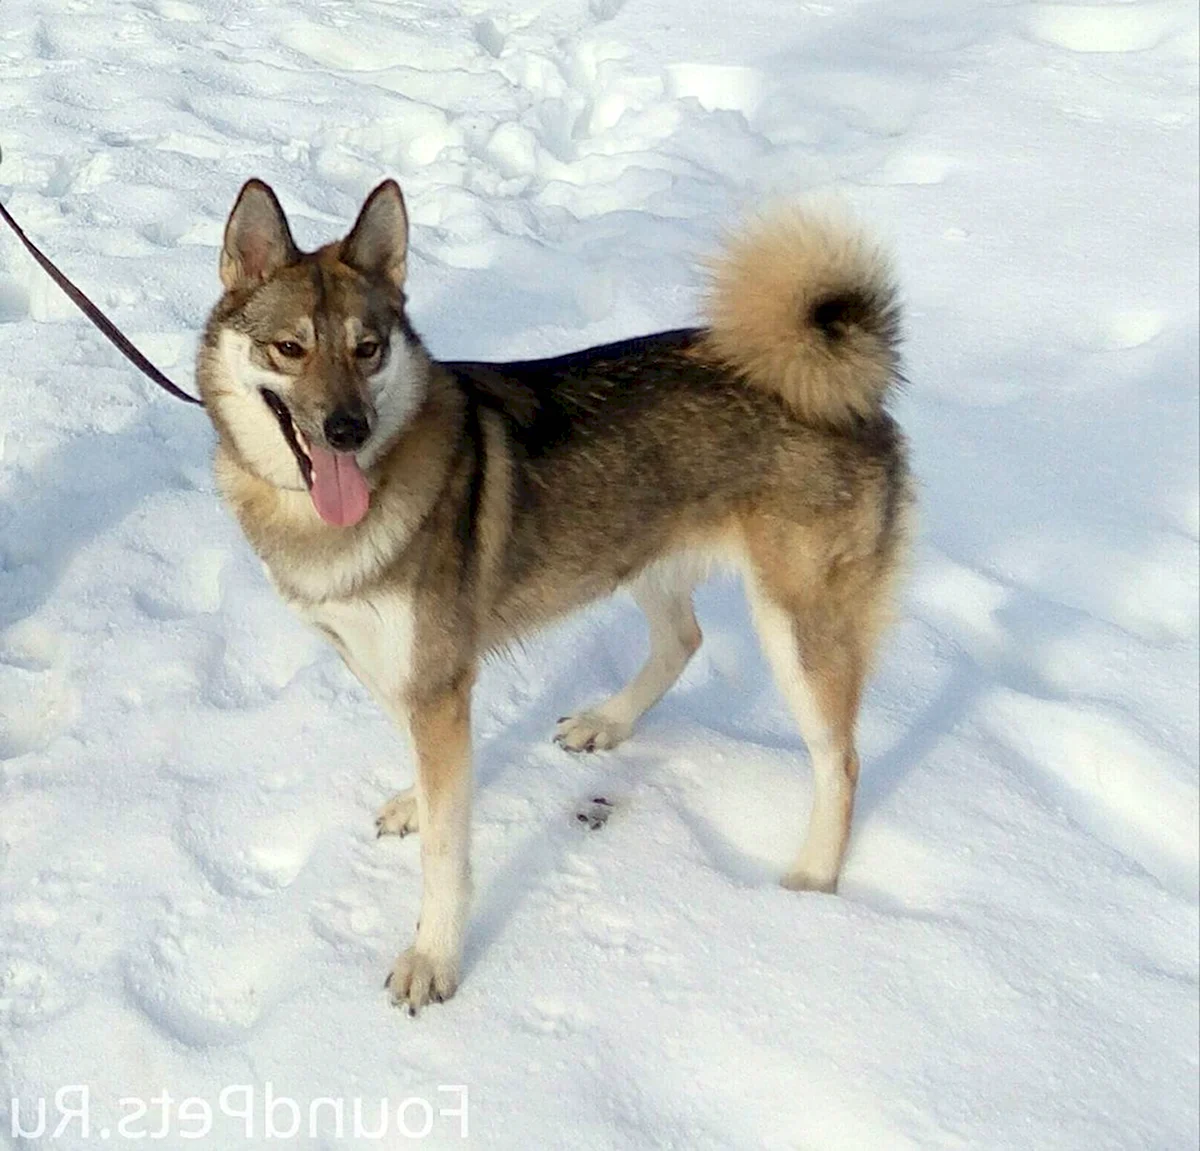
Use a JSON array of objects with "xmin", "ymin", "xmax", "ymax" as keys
[
  {"xmin": 575, "ymin": 795, "xmax": 615, "ymax": 830},
  {"xmin": 780, "ymin": 869, "xmax": 839, "ymax": 894},
  {"xmin": 375, "ymin": 789, "xmax": 419, "ymax": 839},
  {"xmin": 385, "ymin": 947, "xmax": 458, "ymax": 1014},
  {"xmin": 553, "ymin": 711, "xmax": 632, "ymax": 753}
]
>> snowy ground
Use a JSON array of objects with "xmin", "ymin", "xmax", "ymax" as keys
[{"xmin": 1, "ymin": 1, "xmax": 1198, "ymax": 1147}]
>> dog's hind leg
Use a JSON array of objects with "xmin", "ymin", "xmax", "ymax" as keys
[
  {"xmin": 555, "ymin": 565, "xmax": 702, "ymax": 752},
  {"xmin": 746, "ymin": 563, "xmax": 874, "ymax": 894}
]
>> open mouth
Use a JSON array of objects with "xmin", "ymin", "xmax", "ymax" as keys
[
  {"xmin": 260, "ymin": 388, "xmax": 312, "ymax": 488},
  {"xmin": 259, "ymin": 389, "xmax": 371, "ymax": 528}
]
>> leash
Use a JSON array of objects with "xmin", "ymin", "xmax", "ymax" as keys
[
  {"xmin": 0, "ymin": 149, "xmax": 203, "ymax": 406},
  {"xmin": 0, "ymin": 148, "xmax": 316, "ymax": 488}
]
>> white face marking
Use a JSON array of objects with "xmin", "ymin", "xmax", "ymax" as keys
[
  {"xmin": 211, "ymin": 316, "xmax": 425, "ymax": 474},
  {"xmin": 212, "ymin": 329, "xmax": 307, "ymax": 488},
  {"xmin": 359, "ymin": 329, "xmax": 427, "ymax": 469},
  {"xmin": 220, "ymin": 329, "xmax": 294, "ymax": 397}
]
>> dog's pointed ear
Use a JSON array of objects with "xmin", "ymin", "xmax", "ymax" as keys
[
  {"xmin": 220, "ymin": 180, "xmax": 298, "ymax": 291},
  {"xmin": 341, "ymin": 180, "xmax": 408, "ymax": 289}
]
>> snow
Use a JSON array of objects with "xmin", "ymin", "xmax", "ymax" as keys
[{"xmin": 1, "ymin": 0, "xmax": 1197, "ymax": 1147}]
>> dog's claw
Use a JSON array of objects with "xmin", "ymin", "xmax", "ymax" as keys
[
  {"xmin": 386, "ymin": 947, "xmax": 458, "ymax": 1012},
  {"xmin": 375, "ymin": 792, "xmax": 420, "ymax": 838},
  {"xmin": 554, "ymin": 711, "xmax": 633, "ymax": 753}
]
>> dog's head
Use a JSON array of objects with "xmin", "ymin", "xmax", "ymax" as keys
[{"xmin": 199, "ymin": 179, "xmax": 427, "ymax": 527}]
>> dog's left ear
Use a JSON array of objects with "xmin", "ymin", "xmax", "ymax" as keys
[
  {"xmin": 220, "ymin": 180, "xmax": 298, "ymax": 291},
  {"xmin": 342, "ymin": 180, "xmax": 408, "ymax": 290}
]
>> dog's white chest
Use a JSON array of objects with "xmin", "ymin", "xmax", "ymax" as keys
[{"xmin": 300, "ymin": 591, "xmax": 416, "ymax": 711}]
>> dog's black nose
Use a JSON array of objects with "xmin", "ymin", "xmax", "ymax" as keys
[{"xmin": 324, "ymin": 406, "xmax": 371, "ymax": 452}]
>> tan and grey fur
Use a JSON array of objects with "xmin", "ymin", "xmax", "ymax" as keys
[{"xmin": 199, "ymin": 179, "xmax": 913, "ymax": 1012}]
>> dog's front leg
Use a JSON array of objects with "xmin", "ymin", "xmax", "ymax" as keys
[{"xmin": 386, "ymin": 674, "xmax": 473, "ymax": 1013}]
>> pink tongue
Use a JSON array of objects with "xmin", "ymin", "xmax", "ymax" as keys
[{"xmin": 308, "ymin": 445, "xmax": 371, "ymax": 527}]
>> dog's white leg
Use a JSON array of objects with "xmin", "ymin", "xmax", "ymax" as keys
[
  {"xmin": 305, "ymin": 599, "xmax": 424, "ymax": 841},
  {"xmin": 746, "ymin": 582, "xmax": 860, "ymax": 894},
  {"xmin": 335, "ymin": 658, "xmax": 420, "ymax": 840},
  {"xmin": 555, "ymin": 570, "xmax": 701, "ymax": 752},
  {"xmin": 386, "ymin": 679, "xmax": 473, "ymax": 1012}
]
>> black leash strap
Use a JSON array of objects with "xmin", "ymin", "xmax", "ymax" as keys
[{"xmin": 0, "ymin": 147, "xmax": 203, "ymax": 406}]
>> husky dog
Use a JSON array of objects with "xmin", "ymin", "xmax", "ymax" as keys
[{"xmin": 198, "ymin": 179, "xmax": 912, "ymax": 1011}]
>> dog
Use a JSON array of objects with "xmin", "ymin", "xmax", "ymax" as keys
[{"xmin": 197, "ymin": 178, "xmax": 912, "ymax": 1012}]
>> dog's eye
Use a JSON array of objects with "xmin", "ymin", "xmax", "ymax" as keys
[
  {"xmin": 355, "ymin": 339, "xmax": 380, "ymax": 360},
  {"xmin": 274, "ymin": 340, "xmax": 306, "ymax": 359}
]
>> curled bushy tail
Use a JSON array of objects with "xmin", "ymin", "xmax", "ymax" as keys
[{"xmin": 701, "ymin": 208, "xmax": 902, "ymax": 428}]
